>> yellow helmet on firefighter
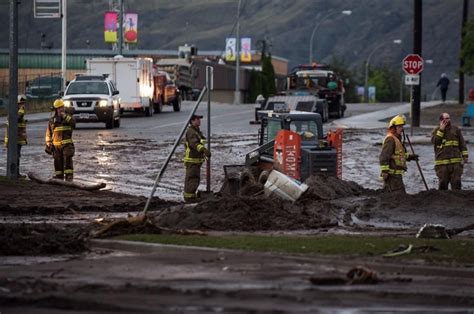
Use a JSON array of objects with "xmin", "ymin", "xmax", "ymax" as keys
[
  {"xmin": 17, "ymin": 95, "xmax": 27, "ymax": 103},
  {"xmin": 53, "ymin": 99, "xmax": 64, "ymax": 109},
  {"xmin": 388, "ymin": 114, "xmax": 406, "ymax": 128}
]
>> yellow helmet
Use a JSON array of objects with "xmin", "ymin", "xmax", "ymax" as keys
[
  {"xmin": 53, "ymin": 99, "xmax": 64, "ymax": 109},
  {"xmin": 388, "ymin": 115, "xmax": 406, "ymax": 128}
]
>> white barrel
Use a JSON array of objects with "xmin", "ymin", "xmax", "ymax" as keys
[{"xmin": 264, "ymin": 170, "xmax": 308, "ymax": 202}]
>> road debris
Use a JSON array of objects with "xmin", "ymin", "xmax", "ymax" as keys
[
  {"xmin": 28, "ymin": 172, "xmax": 106, "ymax": 191},
  {"xmin": 310, "ymin": 266, "xmax": 379, "ymax": 285},
  {"xmin": 383, "ymin": 244, "xmax": 413, "ymax": 257},
  {"xmin": 417, "ymin": 224, "xmax": 451, "ymax": 239}
]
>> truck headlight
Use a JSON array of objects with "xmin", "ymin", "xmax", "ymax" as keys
[
  {"xmin": 63, "ymin": 100, "xmax": 71, "ymax": 107},
  {"xmin": 98, "ymin": 100, "xmax": 108, "ymax": 107}
]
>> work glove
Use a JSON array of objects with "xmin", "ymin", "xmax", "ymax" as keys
[
  {"xmin": 381, "ymin": 172, "xmax": 389, "ymax": 181},
  {"xmin": 407, "ymin": 154, "xmax": 419, "ymax": 161},
  {"xmin": 203, "ymin": 148, "xmax": 211, "ymax": 158},
  {"xmin": 44, "ymin": 144, "xmax": 53, "ymax": 155}
]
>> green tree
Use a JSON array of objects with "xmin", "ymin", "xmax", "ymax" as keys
[
  {"xmin": 247, "ymin": 53, "xmax": 277, "ymax": 101},
  {"xmin": 368, "ymin": 64, "xmax": 402, "ymax": 102},
  {"xmin": 248, "ymin": 69, "xmax": 263, "ymax": 103},
  {"xmin": 461, "ymin": 18, "xmax": 474, "ymax": 75},
  {"xmin": 328, "ymin": 56, "xmax": 359, "ymax": 103},
  {"xmin": 262, "ymin": 54, "xmax": 276, "ymax": 96}
]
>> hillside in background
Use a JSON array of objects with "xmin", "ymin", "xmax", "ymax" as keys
[{"xmin": 0, "ymin": 0, "xmax": 473, "ymax": 96}]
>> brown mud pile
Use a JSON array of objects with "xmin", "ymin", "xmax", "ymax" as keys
[
  {"xmin": 0, "ymin": 223, "xmax": 89, "ymax": 255},
  {"xmin": 0, "ymin": 180, "xmax": 176, "ymax": 215},
  {"xmin": 353, "ymin": 189, "xmax": 474, "ymax": 229},
  {"xmin": 156, "ymin": 196, "xmax": 338, "ymax": 231},
  {"xmin": 157, "ymin": 176, "xmax": 474, "ymax": 233},
  {"xmin": 300, "ymin": 176, "xmax": 369, "ymax": 200},
  {"xmin": 156, "ymin": 176, "xmax": 367, "ymax": 231}
]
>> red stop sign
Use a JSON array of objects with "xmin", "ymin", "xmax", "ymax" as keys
[{"xmin": 403, "ymin": 54, "xmax": 424, "ymax": 75}]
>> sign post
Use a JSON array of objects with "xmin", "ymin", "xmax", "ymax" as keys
[{"xmin": 403, "ymin": 54, "xmax": 424, "ymax": 135}]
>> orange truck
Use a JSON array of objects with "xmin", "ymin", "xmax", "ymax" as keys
[{"xmin": 152, "ymin": 69, "xmax": 181, "ymax": 113}]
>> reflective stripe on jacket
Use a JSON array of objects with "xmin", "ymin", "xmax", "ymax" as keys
[
  {"xmin": 379, "ymin": 132, "xmax": 407, "ymax": 176},
  {"xmin": 4, "ymin": 106, "xmax": 27, "ymax": 146},
  {"xmin": 183, "ymin": 125, "xmax": 206, "ymax": 164},
  {"xmin": 45, "ymin": 114, "xmax": 75, "ymax": 147},
  {"xmin": 431, "ymin": 125, "xmax": 468, "ymax": 166}
]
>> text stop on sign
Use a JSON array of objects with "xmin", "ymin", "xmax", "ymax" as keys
[{"xmin": 403, "ymin": 54, "xmax": 424, "ymax": 75}]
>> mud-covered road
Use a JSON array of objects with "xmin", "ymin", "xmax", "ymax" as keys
[{"xmin": 1, "ymin": 101, "xmax": 474, "ymax": 312}]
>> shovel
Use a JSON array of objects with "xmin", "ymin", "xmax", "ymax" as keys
[{"xmin": 405, "ymin": 135, "xmax": 429, "ymax": 191}]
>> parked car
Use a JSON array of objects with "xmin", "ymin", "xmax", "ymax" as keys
[
  {"xmin": 26, "ymin": 76, "xmax": 63, "ymax": 99},
  {"xmin": 62, "ymin": 75, "xmax": 121, "ymax": 129}
]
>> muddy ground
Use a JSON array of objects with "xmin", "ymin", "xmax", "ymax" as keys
[
  {"xmin": 1, "ymin": 174, "xmax": 473, "ymax": 256},
  {"xmin": 1, "ymin": 103, "xmax": 473, "ymax": 311}
]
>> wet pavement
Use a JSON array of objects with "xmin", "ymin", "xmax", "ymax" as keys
[
  {"xmin": 3, "ymin": 100, "xmax": 472, "ymax": 200},
  {"xmin": 0, "ymin": 240, "xmax": 473, "ymax": 313}
]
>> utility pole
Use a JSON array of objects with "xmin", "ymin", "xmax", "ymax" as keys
[
  {"xmin": 412, "ymin": 0, "xmax": 422, "ymax": 127},
  {"xmin": 118, "ymin": 0, "xmax": 123, "ymax": 55},
  {"xmin": 459, "ymin": 0, "xmax": 469, "ymax": 104},
  {"xmin": 61, "ymin": 0, "xmax": 67, "ymax": 92},
  {"xmin": 234, "ymin": 0, "xmax": 241, "ymax": 105},
  {"xmin": 7, "ymin": 0, "xmax": 18, "ymax": 179}
]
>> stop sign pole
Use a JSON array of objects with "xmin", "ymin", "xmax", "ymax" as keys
[{"xmin": 403, "ymin": 54, "xmax": 424, "ymax": 131}]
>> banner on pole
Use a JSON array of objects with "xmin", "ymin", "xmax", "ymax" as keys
[
  {"xmin": 124, "ymin": 13, "xmax": 138, "ymax": 43},
  {"xmin": 104, "ymin": 11, "xmax": 118, "ymax": 43},
  {"xmin": 240, "ymin": 37, "xmax": 252, "ymax": 62},
  {"xmin": 225, "ymin": 38, "xmax": 236, "ymax": 61}
]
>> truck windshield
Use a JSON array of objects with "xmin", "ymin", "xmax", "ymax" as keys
[
  {"xmin": 66, "ymin": 82, "xmax": 109, "ymax": 95},
  {"xmin": 290, "ymin": 120, "xmax": 319, "ymax": 142}
]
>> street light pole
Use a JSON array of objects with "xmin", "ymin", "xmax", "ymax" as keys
[
  {"xmin": 308, "ymin": 10, "xmax": 351, "ymax": 64},
  {"xmin": 61, "ymin": 0, "xmax": 67, "ymax": 92},
  {"xmin": 7, "ymin": 0, "xmax": 19, "ymax": 179},
  {"xmin": 364, "ymin": 39, "xmax": 402, "ymax": 103},
  {"xmin": 118, "ymin": 0, "xmax": 123, "ymax": 55},
  {"xmin": 234, "ymin": 0, "xmax": 242, "ymax": 105}
]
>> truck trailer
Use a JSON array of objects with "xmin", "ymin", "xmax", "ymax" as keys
[{"xmin": 86, "ymin": 56, "xmax": 155, "ymax": 116}]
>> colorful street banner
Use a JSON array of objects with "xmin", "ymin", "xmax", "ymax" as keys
[
  {"xmin": 225, "ymin": 38, "xmax": 236, "ymax": 61},
  {"xmin": 124, "ymin": 13, "xmax": 138, "ymax": 43},
  {"xmin": 240, "ymin": 37, "xmax": 252, "ymax": 62},
  {"xmin": 104, "ymin": 12, "xmax": 118, "ymax": 43}
]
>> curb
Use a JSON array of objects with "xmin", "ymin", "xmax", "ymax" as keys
[{"xmin": 90, "ymin": 238, "xmax": 238, "ymax": 254}]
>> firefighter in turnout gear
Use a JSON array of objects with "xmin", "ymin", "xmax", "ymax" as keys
[
  {"xmin": 379, "ymin": 115, "xmax": 418, "ymax": 193},
  {"xmin": 183, "ymin": 114, "xmax": 211, "ymax": 203},
  {"xmin": 45, "ymin": 99, "xmax": 76, "ymax": 181},
  {"xmin": 4, "ymin": 95, "xmax": 28, "ymax": 176},
  {"xmin": 431, "ymin": 112, "xmax": 468, "ymax": 190}
]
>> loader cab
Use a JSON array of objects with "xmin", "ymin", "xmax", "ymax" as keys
[{"xmin": 257, "ymin": 110, "xmax": 324, "ymax": 147}]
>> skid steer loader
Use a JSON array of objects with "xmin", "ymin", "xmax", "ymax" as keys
[{"xmin": 222, "ymin": 108, "xmax": 343, "ymax": 196}]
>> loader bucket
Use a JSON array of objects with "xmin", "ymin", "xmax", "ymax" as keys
[{"xmin": 220, "ymin": 165, "xmax": 246, "ymax": 196}]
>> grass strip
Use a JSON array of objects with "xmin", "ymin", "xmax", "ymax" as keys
[{"xmin": 114, "ymin": 234, "xmax": 474, "ymax": 264}]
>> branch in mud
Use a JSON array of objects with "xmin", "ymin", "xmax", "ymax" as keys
[
  {"xmin": 28, "ymin": 172, "xmax": 106, "ymax": 191},
  {"xmin": 90, "ymin": 214, "xmax": 207, "ymax": 238}
]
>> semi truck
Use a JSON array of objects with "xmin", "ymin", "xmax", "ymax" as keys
[{"xmin": 155, "ymin": 58, "xmax": 193, "ymax": 100}]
